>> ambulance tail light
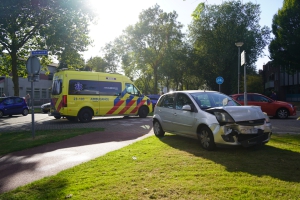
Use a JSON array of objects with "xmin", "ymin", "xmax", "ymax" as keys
[{"xmin": 62, "ymin": 95, "xmax": 67, "ymax": 107}]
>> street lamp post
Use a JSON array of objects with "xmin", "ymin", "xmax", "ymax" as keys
[{"xmin": 235, "ymin": 42, "xmax": 243, "ymax": 94}]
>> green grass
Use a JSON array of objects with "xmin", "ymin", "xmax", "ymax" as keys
[
  {"xmin": 1, "ymin": 133, "xmax": 300, "ymax": 199},
  {"xmin": 0, "ymin": 128, "xmax": 104, "ymax": 156}
]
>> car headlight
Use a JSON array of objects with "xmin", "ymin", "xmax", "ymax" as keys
[
  {"xmin": 263, "ymin": 112, "xmax": 271, "ymax": 123},
  {"xmin": 214, "ymin": 111, "xmax": 235, "ymax": 125}
]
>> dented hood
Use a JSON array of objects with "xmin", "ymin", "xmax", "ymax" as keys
[{"xmin": 209, "ymin": 106, "xmax": 266, "ymax": 121}]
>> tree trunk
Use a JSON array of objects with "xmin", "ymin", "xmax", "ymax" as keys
[
  {"xmin": 11, "ymin": 52, "xmax": 20, "ymax": 96},
  {"xmin": 153, "ymin": 66, "xmax": 158, "ymax": 94}
]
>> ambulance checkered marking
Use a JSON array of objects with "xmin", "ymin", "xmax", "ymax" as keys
[
  {"xmin": 118, "ymin": 95, "xmax": 136, "ymax": 114},
  {"xmin": 130, "ymin": 99, "xmax": 146, "ymax": 114},
  {"xmin": 106, "ymin": 99, "xmax": 125, "ymax": 114},
  {"xmin": 52, "ymin": 98, "xmax": 63, "ymax": 112}
]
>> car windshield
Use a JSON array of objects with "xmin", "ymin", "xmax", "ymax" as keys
[{"xmin": 190, "ymin": 92, "xmax": 240, "ymax": 110}]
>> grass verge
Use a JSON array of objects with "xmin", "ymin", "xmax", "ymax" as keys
[
  {"xmin": 0, "ymin": 128, "xmax": 104, "ymax": 156},
  {"xmin": 1, "ymin": 133, "xmax": 300, "ymax": 199}
]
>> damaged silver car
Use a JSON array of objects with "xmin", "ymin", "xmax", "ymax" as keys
[{"xmin": 152, "ymin": 90, "xmax": 272, "ymax": 150}]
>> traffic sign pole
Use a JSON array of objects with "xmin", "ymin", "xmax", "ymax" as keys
[{"xmin": 216, "ymin": 76, "xmax": 224, "ymax": 92}]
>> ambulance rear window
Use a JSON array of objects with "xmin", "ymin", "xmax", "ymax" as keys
[{"xmin": 51, "ymin": 79, "xmax": 62, "ymax": 95}]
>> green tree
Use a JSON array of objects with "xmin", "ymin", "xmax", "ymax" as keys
[
  {"xmin": 86, "ymin": 56, "xmax": 108, "ymax": 72},
  {"xmin": 269, "ymin": 0, "xmax": 300, "ymax": 72},
  {"xmin": 189, "ymin": 1, "xmax": 270, "ymax": 94},
  {"xmin": 107, "ymin": 4, "xmax": 184, "ymax": 94},
  {"xmin": 240, "ymin": 74, "xmax": 264, "ymax": 94},
  {"xmin": 0, "ymin": 0, "xmax": 95, "ymax": 96}
]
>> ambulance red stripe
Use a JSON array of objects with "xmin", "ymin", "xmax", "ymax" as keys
[
  {"xmin": 118, "ymin": 100, "xmax": 136, "ymax": 114},
  {"xmin": 106, "ymin": 100, "xmax": 125, "ymax": 114},
  {"xmin": 130, "ymin": 100, "xmax": 146, "ymax": 114}
]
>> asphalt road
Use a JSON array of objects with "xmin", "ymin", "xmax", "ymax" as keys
[{"xmin": 0, "ymin": 112, "xmax": 299, "ymax": 193}]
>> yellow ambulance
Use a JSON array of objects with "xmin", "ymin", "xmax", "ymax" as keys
[{"xmin": 49, "ymin": 70, "xmax": 152, "ymax": 122}]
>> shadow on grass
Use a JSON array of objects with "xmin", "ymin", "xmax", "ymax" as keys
[{"xmin": 158, "ymin": 134, "xmax": 300, "ymax": 183}]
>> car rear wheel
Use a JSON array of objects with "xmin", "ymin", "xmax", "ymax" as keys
[
  {"xmin": 78, "ymin": 108, "xmax": 93, "ymax": 123},
  {"xmin": 153, "ymin": 120, "xmax": 165, "ymax": 137},
  {"xmin": 197, "ymin": 127, "xmax": 216, "ymax": 151},
  {"xmin": 138, "ymin": 106, "xmax": 148, "ymax": 118},
  {"xmin": 22, "ymin": 109, "xmax": 29, "ymax": 116},
  {"xmin": 276, "ymin": 108, "xmax": 288, "ymax": 119}
]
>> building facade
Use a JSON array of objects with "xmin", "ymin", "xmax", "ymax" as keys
[
  {"xmin": 261, "ymin": 62, "xmax": 300, "ymax": 102},
  {"xmin": 0, "ymin": 64, "xmax": 58, "ymax": 105}
]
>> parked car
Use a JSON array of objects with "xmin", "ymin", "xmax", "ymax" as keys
[
  {"xmin": 230, "ymin": 93, "xmax": 297, "ymax": 119},
  {"xmin": 41, "ymin": 102, "xmax": 51, "ymax": 113},
  {"xmin": 147, "ymin": 94, "xmax": 161, "ymax": 111},
  {"xmin": 152, "ymin": 90, "xmax": 272, "ymax": 151},
  {"xmin": 0, "ymin": 96, "xmax": 29, "ymax": 118}
]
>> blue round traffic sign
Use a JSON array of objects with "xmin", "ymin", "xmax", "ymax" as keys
[{"xmin": 216, "ymin": 76, "xmax": 224, "ymax": 84}]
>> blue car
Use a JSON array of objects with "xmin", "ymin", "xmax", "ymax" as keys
[
  {"xmin": 0, "ymin": 96, "xmax": 29, "ymax": 118},
  {"xmin": 147, "ymin": 94, "xmax": 161, "ymax": 111}
]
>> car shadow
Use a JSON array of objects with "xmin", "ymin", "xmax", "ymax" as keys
[{"xmin": 157, "ymin": 134, "xmax": 300, "ymax": 183}]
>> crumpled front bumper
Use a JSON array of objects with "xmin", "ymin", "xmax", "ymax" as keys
[{"xmin": 212, "ymin": 122, "xmax": 272, "ymax": 147}]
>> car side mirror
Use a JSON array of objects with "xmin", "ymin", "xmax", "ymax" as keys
[{"xmin": 182, "ymin": 105, "xmax": 192, "ymax": 111}]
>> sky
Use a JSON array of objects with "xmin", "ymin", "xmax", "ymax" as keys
[{"xmin": 85, "ymin": 0, "xmax": 284, "ymax": 71}]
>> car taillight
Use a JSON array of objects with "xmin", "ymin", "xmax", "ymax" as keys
[{"xmin": 62, "ymin": 95, "xmax": 67, "ymax": 107}]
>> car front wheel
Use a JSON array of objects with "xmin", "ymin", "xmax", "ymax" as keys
[
  {"xmin": 276, "ymin": 108, "xmax": 288, "ymax": 119},
  {"xmin": 197, "ymin": 127, "xmax": 216, "ymax": 151},
  {"xmin": 138, "ymin": 106, "xmax": 148, "ymax": 118},
  {"xmin": 153, "ymin": 120, "xmax": 165, "ymax": 137}
]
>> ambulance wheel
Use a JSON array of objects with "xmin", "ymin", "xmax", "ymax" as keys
[
  {"xmin": 78, "ymin": 108, "xmax": 93, "ymax": 123},
  {"xmin": 138, "ymin": 106, "xmax": 148, "ymax": 118}
]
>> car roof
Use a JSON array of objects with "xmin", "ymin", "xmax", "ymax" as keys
[
  {"xmin": 231, "ymin": 93, "xmax": 266, "ymax": 96},
  {"xmin": 163, "ymin": 90, "xmax": 220, "ymax": 94}
]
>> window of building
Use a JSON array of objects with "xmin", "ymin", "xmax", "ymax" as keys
[
  {"xmin": 34, "ymin": 88, "xmax": 40, "ymax": 99},
  {"xmin": 42, "ymin": 89, "xmax": 47, "ymax": 98},
  {"xmin": 26, "ymin": 88, "xmax": 31, "ymax": 96},
  {"xmin": 0, "ymin": 88, "xmax": 4, "ymax": 96}
]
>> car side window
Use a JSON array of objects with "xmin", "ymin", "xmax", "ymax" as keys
[
  {"xmin": 5, "ymin": 98, "xmax": 14, "ymax": 105},
  {"xmin": 125, "ymin": 83, "xmax": 139, "ymax": 95},
  {"xmin": 161, "ymin": 94, "xmax": 175, "ymax": 109},
  {"xmin": 175, "ymin": 93, "xmax": 192, "ymax": 110},
  {"xmin": 15, "ymin": 98, "xmax": 23, "ymax": 103},
  {"xmin": 253, "ymin": 94, "xmax": 268, "ymax": 102},
  {"xmin": 237, "ymin": 95, "xmax": 244, "ymax": 101}
]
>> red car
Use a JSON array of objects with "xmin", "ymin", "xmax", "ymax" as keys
[{"xmin": 230, "ymin": 93, "xmax": 297, "ymax": 119}]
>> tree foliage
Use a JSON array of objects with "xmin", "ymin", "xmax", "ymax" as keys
[
  {"xmin": 85, "ymin": 56, "xmax": 108, "ymax": 72},
  {"xmin": 103, "ymin": 4, "xmax": 184, "ymax": 94},
  {"xmin": 0, "ymin": 0, "xmax": 95, "ymax": 96},
  {"xmin": 240, "ymin": 74, "xmax": 264, "ymax": 94},
  {"xmin": 189, "ymin": 0, "xmax": 271, "ymax": 94},
  {"xmin": 269, "ymin": 0, "xmax": 300, "ymax": 72}
]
